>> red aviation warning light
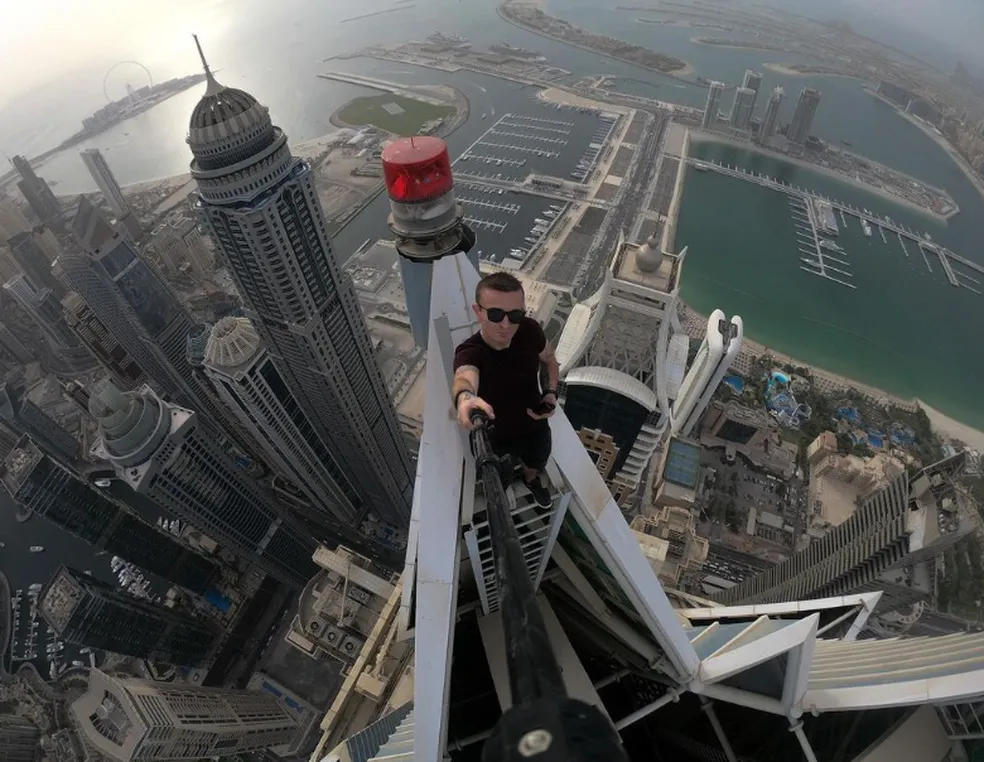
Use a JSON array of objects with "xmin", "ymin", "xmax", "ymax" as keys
[
  {"xmin": 382, "ymin": 134, "xmax": 475, "ymax": 350},
  {"xmin": 381, "ymin": 136, "xmax": 454, "ymax": 203}
]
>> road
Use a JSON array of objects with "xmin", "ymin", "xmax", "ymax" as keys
[
  {"xmin": 576, "ymin": 109, "xmax": 668, "ymax": 297},
  {"xmin": 704, "ymin": 543, "xmax": 775, "ymax": 586}
]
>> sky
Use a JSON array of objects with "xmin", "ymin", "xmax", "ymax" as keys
[
  {"xmin": 1, "ymin": 0, "xmax": 983, "ymax": 113},
  {"xmin": 0, "ymin": 0, "xmax": 234, "ymax": 109}
]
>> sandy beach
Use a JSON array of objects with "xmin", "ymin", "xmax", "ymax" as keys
[
  {"xmin": 680, "ymin": 303, "xmax": 984, "ymax": 450},
  {"xmin": 918, "ymin": 400, "xmax": 984, "ymax": 453}
]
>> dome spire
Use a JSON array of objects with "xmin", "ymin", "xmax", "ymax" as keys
[{"xmin": 193, "ymin": 34, "xmax": 224, "ymax": 96}]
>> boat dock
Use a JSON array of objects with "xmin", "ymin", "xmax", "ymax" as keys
[
  {"xmin": 897, "ymin": 232, "xmax": 909, "ymax": 258},
  {"xmin": 789, "ymin": 197, "xmax": 856, "ymax": 289},
  {"xmin": 689, "ymin": 158, "xmax": 984, "ymax": 295}
]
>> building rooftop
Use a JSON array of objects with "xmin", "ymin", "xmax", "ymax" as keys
[
  {"xmin": 70, "ymin": 196, "xmax": 116, "ymax": 254},
  {"xmin": 663, "ymin": 437, "xmax": 701, "ymax": 489},
  {"xmin": 613, "ymin": 235, "xmax": 680, "ymax": 294},
  {"xmin": 205, "ymin": 317, "xmax": 263, "ymax": 372},
  {"xmin": 0, "ymin": 437, "xmax": 43, "ymax": 496}
]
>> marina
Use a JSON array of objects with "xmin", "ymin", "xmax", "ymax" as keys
[
  {"xmin": 789, "ymin": 197, "xmax": 855, "ymax": 289},
  {"xmin": 690, "ymin": 158, "xmax": 984, "ymax": 295}
]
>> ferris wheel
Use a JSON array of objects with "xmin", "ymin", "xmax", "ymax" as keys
[{"xmin": 103, "ymin": 61, "xmax": 154, "ymax": 103}]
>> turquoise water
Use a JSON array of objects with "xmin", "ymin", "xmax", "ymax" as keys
[{"xmin": 676, "ymin": 145, "xmax": 984, "ymax": 430}]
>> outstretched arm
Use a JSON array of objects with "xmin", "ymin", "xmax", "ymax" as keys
[
  {"xmin": 539, "ymin": 342, "xmax": 560, "ymax": 395},
  {"xmin": 452, "ymin": 365, "xmax": 494, "ymax": 429}
]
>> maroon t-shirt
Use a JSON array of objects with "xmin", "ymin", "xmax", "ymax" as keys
[{"xmin": 453, "ymin": 317, "xmax": 546, "ymax": 438}]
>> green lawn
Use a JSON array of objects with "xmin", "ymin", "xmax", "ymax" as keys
[{"xmin": 335, "ymin": 94, "xmax": 455, "ymax": 136}]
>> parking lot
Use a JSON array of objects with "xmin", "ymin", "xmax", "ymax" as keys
[{"xmin": 698, "ymin": 448, "xmax": 805, "ymax": 550}]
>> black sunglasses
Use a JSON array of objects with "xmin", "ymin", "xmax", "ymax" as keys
[{"xmin": 480, "ymin": 305, "xmax": 526, "ymax": 325}]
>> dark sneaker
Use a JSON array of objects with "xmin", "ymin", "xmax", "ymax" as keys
[{"xmin": 523, "ymin": 475, "xmax": 553, "ymax": 508}]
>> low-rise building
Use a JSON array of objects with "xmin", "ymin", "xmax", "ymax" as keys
[
  {"xmin": 631, "ymin": 505, "xmax": 708, "ymax": 588},
  {"xmin": 287, "ymin": 546, "xmax": 398, "ymax": 667},
  {"xmin": 700, "ymin": 400, "xmax": 797, "ymax": 478},
  {"xmin": 652, "ymin": 436, "xmax": 702, "ymax": 509}
]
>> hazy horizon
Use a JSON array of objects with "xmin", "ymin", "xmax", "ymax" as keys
[{"xmin": 2, "ymin": 0, "xmax": 984, "ymax": 157}]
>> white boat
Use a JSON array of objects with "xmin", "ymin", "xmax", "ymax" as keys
[
  {"xmin": 820, "ymin": 239, "xmax": 844, "ymax": 252},
  {"xmin": 28, "ymin": 546, "xmax": 44, "ymax": 553},
  {"xmin": 861, "ymin": 218, "xmax": 872, "ymax": 237}
]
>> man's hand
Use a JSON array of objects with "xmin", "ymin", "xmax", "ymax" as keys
[
  {"xmin": 457, "ymin": 394, "xmax": 495, "ymax": 430},
  {"xmin": 527, "ymin": 392, "xmax": 558, "ymax": 421}
]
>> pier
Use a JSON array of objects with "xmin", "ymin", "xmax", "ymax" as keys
[
  {"xmin": 897, "ymin": 232, "xmax": 910, "ymax": 258},
  {"xmin": 689, "ymin": 158, "xmax": 984, "ymax": 295},
  {"xmin": 789, "ymin": 198, "xmax": 856, "ymax": 289}
]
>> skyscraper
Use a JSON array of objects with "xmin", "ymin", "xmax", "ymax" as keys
[
  {"xmin": 66, "ymin": 199, "xmax": 265, "ymax": 457},
  {"xmin": 0, "ymin": 381, "xmax": 80, "ymax": 464},
  {"xmin": 188, "ymin": 41, "xmax": 413, "ymax": 527},
  {"xmin": 7, "ymin": 230, "xmax": 66, "ymax": 297},
  {"xmin": 62, "ymin": 293, "xmax": 147, "ymax": 390},
  {"xmin": 90, "ymin": 381, "xmax": 318, "ymax": 587},
  {"xmin": 4, "ymin": 274, "xmax": 87, "ymax": 352},
  {"xmin": 72, "ymin": 668, "xmax": 298, "ymax": 761},
  {"xmin": 0, "ymin": 197, "xmax": 30, "ymax": 243},
  {"xmin": 729, "ymin": 86, "xmax": 756, "ymax": 130},
  {"xmin": 150, "ymin": 219, "xmax": 213, "ymax": 280},
  {"xmin": 80, "ymin": 148, "xmax": 130, "ymax": 219},
  {"xmin": 41, "ymin": 566, "xmax": 216, "ymax": 666},
  {"xmin": 1, "ymin": 436, "xmax": 219, "ymax": 593},
  {"xmin": 788, "ymin": 87, "xmax": 822, "ymax": 145},
  {"xmin": 758, "ymin": 85, "xmax": 784, "ymax": 144},
  {"xmin": 12, "ymin": 154, "xmax": 61, "ymax": 228},
  {"xmin": 741, "ymin": 68, "xmax": 763, "ymax": 112},
  {"xmin": 702, "ymin": 81, "xmax": 725, "ymax": 128},
  {"xmin": 202, "ymin": 317, "xmax": 362, "ymax": 526},
  {"xmin": 671, "ymin": 308, "xmax": 743, "ymax": 437}
]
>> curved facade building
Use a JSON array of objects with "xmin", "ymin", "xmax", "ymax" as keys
[
  {"xmin": 187, "ymin": 48, "xmax": 412, "ymax": 528},
  {"xmin": 90, "ymin": 381, "xmax": 317, "ymax": 587},
  {"xmin": 671, "ymin": 309, "xmax": 743, "ymax": 438}
]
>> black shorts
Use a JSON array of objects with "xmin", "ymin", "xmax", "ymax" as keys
[{"xmin": 488, "ymin": 421, "xmax": 552, "ymax": 472}]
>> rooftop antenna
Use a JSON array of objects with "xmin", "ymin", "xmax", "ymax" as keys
[{"xmin": 192, "ymin": 34, "xmax": 222, "ymax": 95}]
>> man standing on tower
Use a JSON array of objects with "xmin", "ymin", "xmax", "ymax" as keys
[{"xmin": 452, "ymin": 272, "xmax": 560, "ymax": 508}]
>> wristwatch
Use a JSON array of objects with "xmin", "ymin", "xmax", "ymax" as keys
[
  {"xmin": 454, "ymin": 390, "xmax": 475, "ymax": 409},
  {"xmin": 542, "ymin": 388, "xmax": 558, "ymax": 399}
]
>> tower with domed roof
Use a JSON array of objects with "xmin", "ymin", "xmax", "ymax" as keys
[
  {"xmin": 186, "ymin": 38, "xmax": 412, "ymax": 531},
  {"xmin": 202, "ymin": 317, "xmax": 384, "ymax": 552}
]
